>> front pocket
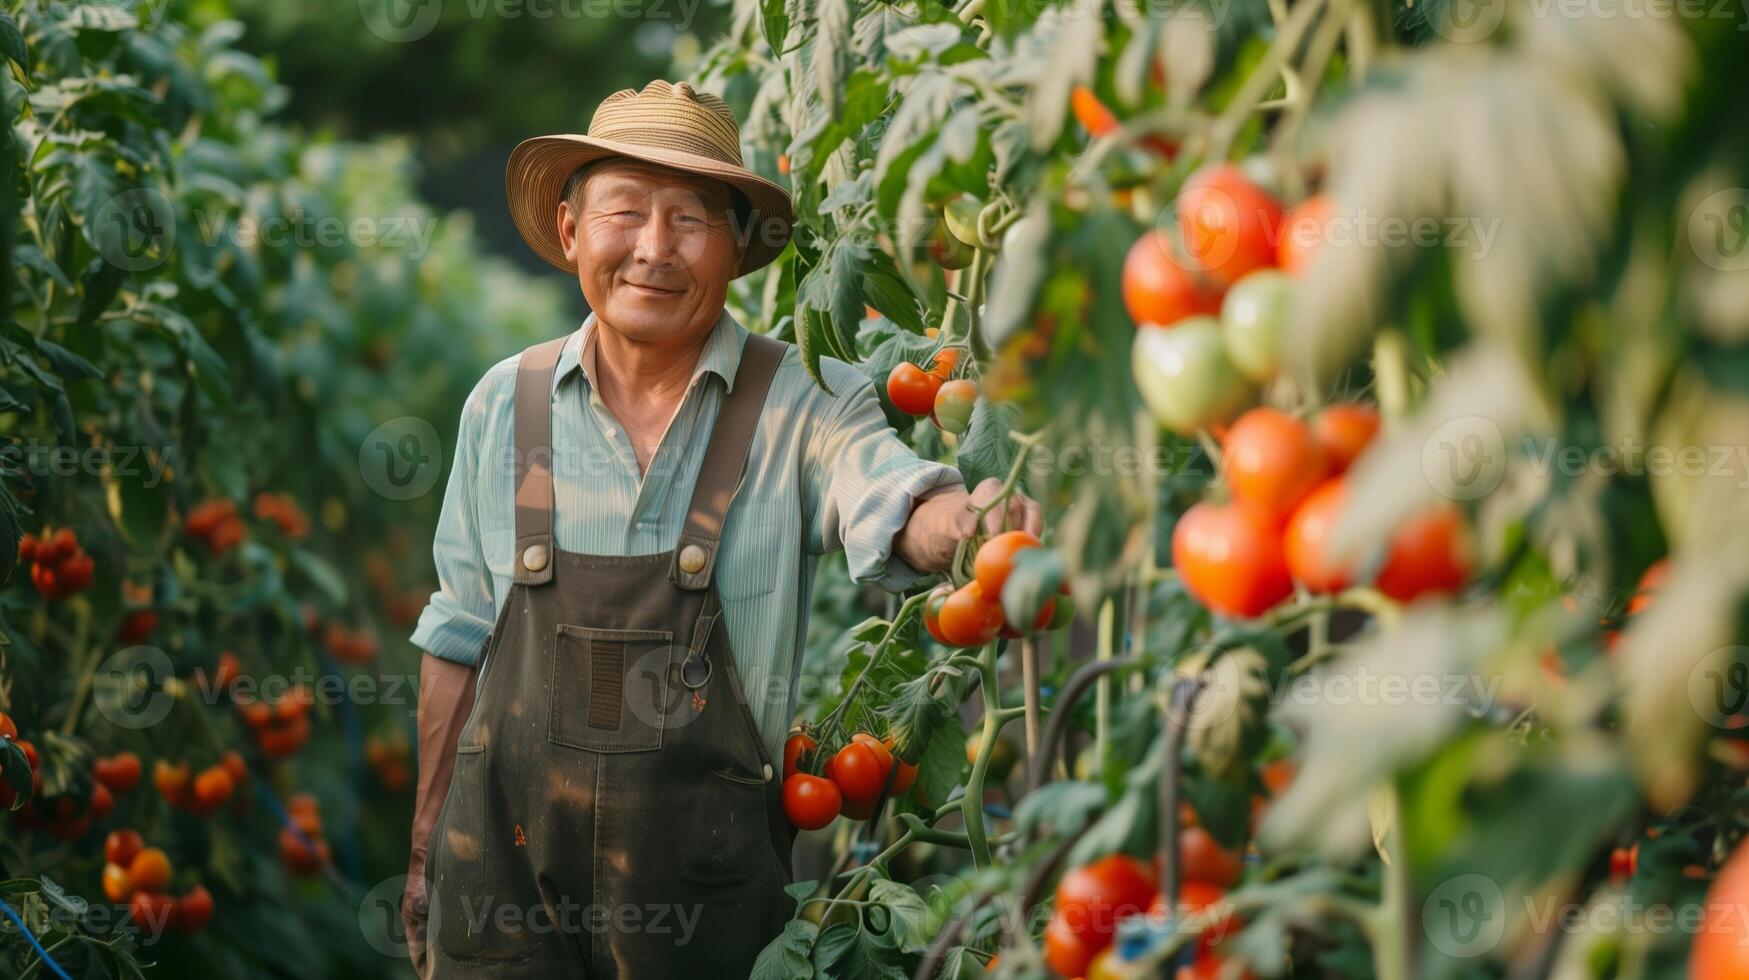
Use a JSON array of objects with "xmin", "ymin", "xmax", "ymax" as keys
[{"xmin": 549, "ymin": 625, "xmax": 675, "ymax": 753}]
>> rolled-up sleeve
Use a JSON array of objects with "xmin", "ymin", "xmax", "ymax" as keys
[
  {"xmin": 409, "ymin": 389, "xmax": 496, "ymax": 665},
  {"xmin": 806, "ymin": 375, "xmax": 964, "ymax": 592}
]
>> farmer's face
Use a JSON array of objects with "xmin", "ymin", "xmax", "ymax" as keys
[{"xmin": 558, "ymin": 159, "xmax": 745, "ymax": 344}]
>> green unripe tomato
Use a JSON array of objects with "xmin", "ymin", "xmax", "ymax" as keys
[
  {"xmin": 1131, "ymin": 316, "xmax": 1255, "ymax": 435},
  {"xmin": 933, "ymin": 378, "xmax": 978, "ymax": 434},
  {"xmin": 944, "ymin": 194, "xmax": 994, "ymax": 251},
  {"xmin": 1220, "ymin": 269, "xmax": 1291, "ymax": 382},
  {"xmin": 929, "ymin": 212, "xmax": 975, "ymax": 270}
]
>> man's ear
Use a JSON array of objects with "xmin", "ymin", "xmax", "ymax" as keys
[{"xmin": 557, "ymin": 198, "xmax": 580, "ymax": 264}]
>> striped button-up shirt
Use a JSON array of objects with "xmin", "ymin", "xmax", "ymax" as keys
[{"xmin": 410, "ymin": 307, "xmax": 964, "ymax": 760}]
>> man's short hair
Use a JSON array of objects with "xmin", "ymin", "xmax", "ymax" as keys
[{"xmin": 560, "ymin": 159, "xmax": 752, "ymax": 244}]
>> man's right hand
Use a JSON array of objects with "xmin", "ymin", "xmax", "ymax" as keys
[{"xmin": 404, "ymin": 652, "xmax": 479, "ymax": 974}]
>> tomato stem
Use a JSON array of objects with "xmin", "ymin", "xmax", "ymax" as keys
[{"xmin": 960, "ymin": 639, "xmax": 1003, "ymax": 868}]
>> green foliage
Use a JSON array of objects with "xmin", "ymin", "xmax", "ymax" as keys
[{"xmin": 0, "ymin": 1, "xmax": 560, "ymax": 974}]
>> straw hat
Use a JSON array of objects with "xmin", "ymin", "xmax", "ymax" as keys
[{"xmin": 506, "ymin": 80, "xmax": 794, "ymax": 278}]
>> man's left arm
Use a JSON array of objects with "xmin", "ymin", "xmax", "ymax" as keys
[{"xmin": 807, "ymin": 376, "xmax": 1040, "ymax": 586}]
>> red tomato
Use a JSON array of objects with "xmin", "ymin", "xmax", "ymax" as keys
[
  {"xmin": 0, "ymin": 712, "xmax": 15, "ymax": 742},
  {"xmin": 1692, "ymin": 838, "xmax": 1749, "ymax": 979},
  {"xmin": 850, "ymin": 732, "xmax": 894, "ymax": 772},
  {"xmin": 1277, "ymin": 194, "xmax": 1332, "ymax": 276},
  {"xmin": 1043, "ymin": 910, "xmax": 1103, "ymax": 978},
  {"xmin": 1284, "ymin": 479, "xmax": 1354, "ymax": 594},
  {"xmin": 1123, "ymin": 230, "xmax": 1223, "ymax": 329},
  {"xmin": 782, "ymin": 731, "xmax": 817, "ymax": 780},
  {"xmin": 1178, "ymin": 826, "xmax": 1244, "ymax": 887},
  {"xmin": 175, "ymin": 885, "xmax": 214, "ymax": 933},
  {"xmin": 1172, "ymin": 501, "xmax": 1293, "ymax": 619},
  {"xmin": 974, "ymin": 530, "xmax": 1042, "ymax": 596},
  {"xmin": 782, "ymin": 774, "xmax": 841, "ymax": 830},
  {"xmin": 1223, "ymin": 408, "xmax": 1327, "ymax": 520},
  {"xmin": 95, "ymin": 752, "xmax": 143, "ymax": 794},
  {"xmin": 923, "ymin": 582, "xmax": 955, "ymax": 644},
  {"xmin": 1375, "ymin": 506, "xmax": 1471, "ymax": 602},
  {"xmin": 937, "ymin": 581, "xmax": 1005, "ymax": 647},
  {"xmin": 1054, "ymin": 853, "xmax": 1158, "ymax": 941},
  {"xmin": 1627, "ymin": 558, "xmax": 1668, "ymax": 615},
  {"xmin": 1310, "ymin": 403, "xmax": 1380, "ymax": 474},
  {"xmin": 1176, "ymin": 165, "xmax": 1283, "ymax": 286},
  {"xmin": 827, "ymin": 741, "xmax": 889, "ymax": 807},
  {"xmin": 886, "ymin": 362, "xmax": 940, "ymax": 416},
  {"xmin": 129, "ymin": 890, "xmax": 176, "ymax": 936},
  {"xmin": 193, "ymin": 766, "xmax": 235, "ymax": 811},
  {"xmin": 105, "ymin": 829, "xmax": 145, "ymax": 868}
]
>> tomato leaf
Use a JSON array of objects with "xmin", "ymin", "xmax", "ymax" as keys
[
  {"xmin": 750, "ymin": 918, "xmax": 818, "ymax": 980},
  {"xmin": 953, "ymin": 398, "xmax": 1024, "ymax": 494},
  {"xmin": 868, "ymin": 878, "xmax": 935, "ymax": 954}
]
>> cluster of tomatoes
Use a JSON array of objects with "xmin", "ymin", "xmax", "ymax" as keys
[
  {"xmin": 17, "ymin": 526, "xmax": 95, "ymax": 601},
  {"xmin": 153, "ymin": 751, "xmax": 247, "ymax": 816},
  {"xmin": 238, "ymin": 685, "xmax": 316, "ymax": 758},
  {"xmin": 1174, "ymin": 403, "xmax": 1470, "ymax": 619},
  {"xmin": 7, "ymin": 723, "xmax": 143, "ymax": 842},
  {"xmin": 362, "ymin": 555, "xmax": 432, "ymax": 629},
  {"xmin": 252, "ymin": 491, "xmax": 310, "ymax": 539},
  {"xmin": 364, "ymin": 731, "xmax": 412, "ymax": 791},
  {"xmin": 184, "ymin": 497, "xmax": 247, "ymax": 555},
  {"xmin": 116, "ymin": 580, "xmax": 158, "ymax": 645},
  {"xmin": 924, "ymin": 530, "xmax": 1072, "ymax": 648},
  {"xmin": 100, "ymin": 830, "xmax": 214, "ymax": 936},
  {"xmin": 1124, "ymin": 162, "xmax": 1336, "ymax": 440},
  {"xmin": 279, "ymin": 793, "xmax": 331, "ymax": 877},
  {"xmin": 780, "ymin": 730, "xmax": 918, "ymax": 830},
  {"xmin": 324, "ymin": 622, "xmax": 381, "ymax": 665},
  {"xmin": 885, "ymin": 344, "xmax": 976, "ymax": 435},
  {"xmin": 1041, "ymin": 830, "xmax": 1250, "ymax": 979}
]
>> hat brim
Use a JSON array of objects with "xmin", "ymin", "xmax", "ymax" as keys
[{"xmin": 506, "ymin": 134, "xmax": 794, "ymax": 279}]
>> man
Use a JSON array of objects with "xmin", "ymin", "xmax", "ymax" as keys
[{"xmin": 401, "ymin": 80, "xmax": 1039, "ymax": 977}]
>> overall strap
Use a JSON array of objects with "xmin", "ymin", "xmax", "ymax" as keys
[
  {"xmin": 669, "ymin": 331, "xmax": 786, "ymax": 591},
  {"xmin": 511, "ymin": 334, "xmax": 570, "ymax": 585}
]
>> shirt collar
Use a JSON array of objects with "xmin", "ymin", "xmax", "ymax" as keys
[{"xmin": 552, "ymin": 307, "xmax": 748, "ymax": 397}]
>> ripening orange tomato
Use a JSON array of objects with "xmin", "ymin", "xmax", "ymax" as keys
[
  {"xmin": 1173, "ymin": 500, "xmax": 1293, "ymax": 619},
  {"xmin": 1375, "ymin": 506, "xmax": 1471, "ymax": 602},
  {"xmin": 1284, "ymin": 479, "xmax": 1355, "ymax": 594},
  {"xmin": 1278, "ymin": 194, "xmax": 1332, "ymax": 276},
  {"xmin": 973, "ymin": 530, "xmax": 1043, "ymax": 597},
  {"xmin": 1176, "ymin": 165, "xmax": 1283, "ymax": 286},
  {"xmin": 937, "ymin": 581, "xmax": 1005, "ymax": 647},
  {"xmin": 1123, "ymin": 230, "xmax": 1223, "ymax": 329},
  {"xmin": 1310, "ymin": 403, "xmax": 1380, "ymax": 474},
  {"xmin": 1223, "ymin": 408, "xmax": 1328, "ymax": 521}
]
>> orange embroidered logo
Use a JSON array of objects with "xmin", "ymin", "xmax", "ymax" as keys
[
  {"xmin": 514, "ymin": 824, "xmax": 527, "ymax": 846},
  {"xmin": 691, "ymin": 691, "xmax": 708, "ymax": 713}
]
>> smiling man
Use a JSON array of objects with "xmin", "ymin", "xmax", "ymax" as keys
[{"xmin": 401, "ymin": 80, "xmax": 1039, "ymax": 978}]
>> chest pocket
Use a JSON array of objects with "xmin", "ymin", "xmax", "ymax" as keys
[{"xmin": 715, "ymin": 502, "xmax": 786, "ymax": 600}]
